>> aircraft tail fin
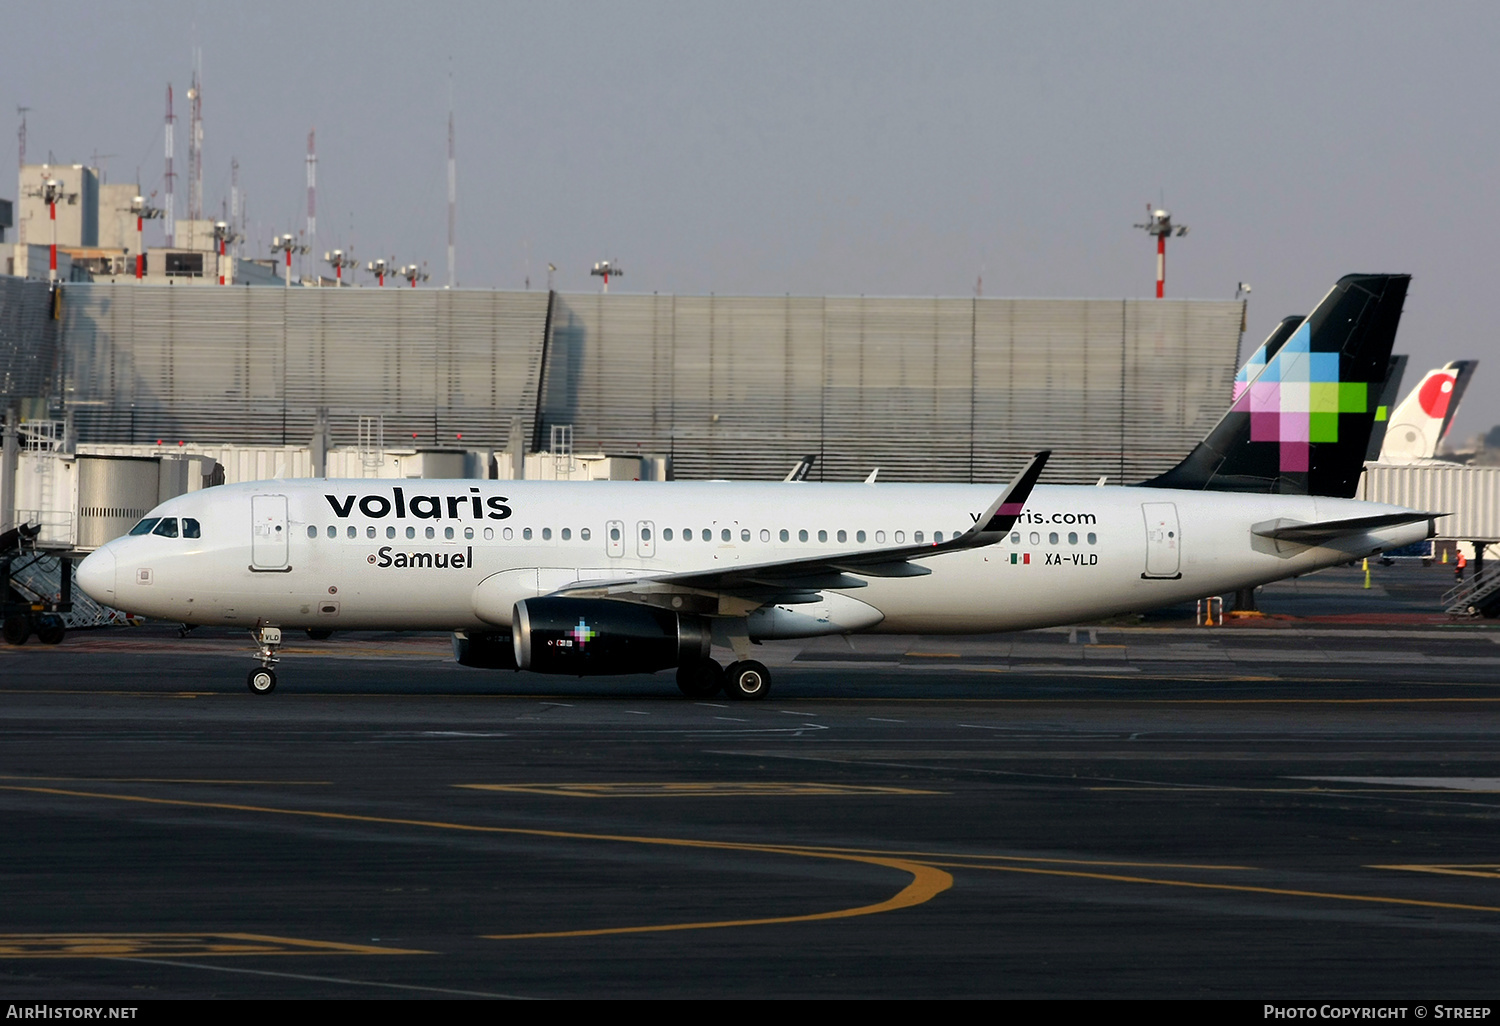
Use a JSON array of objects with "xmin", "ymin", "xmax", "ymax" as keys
[
  {"xmin": 1378, "ymin": 360, "xmax": 1478, "ymax": 461},
  {"xmin": 1141, "ymin": 273, "xmax": 1411, "ymax": 497},
  {"xmin": 1363, "ymin": 354, "xmax": 1410, "ymax": 461},
  {"xmin": 1233, "ymin": 315, "xmax": 1306, "ymax": 401}
]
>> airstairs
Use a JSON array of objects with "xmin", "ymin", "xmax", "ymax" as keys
[{"xmin": 1442, "ymin": 564, "xmax": 1500, "ymax": 618}]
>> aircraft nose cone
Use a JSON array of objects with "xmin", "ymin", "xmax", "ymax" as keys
[{"xmin": 76, "ymin": 547, "xmax": 116, "ymax": 601}]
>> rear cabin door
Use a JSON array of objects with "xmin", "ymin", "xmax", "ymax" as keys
[
  {"xmin": 1141, "ymin": 502, "xmax": 1181, "ymax": 579},
  {"xmin": 251, "ymin": 494, "xmax": 290, "ymax": 569}
]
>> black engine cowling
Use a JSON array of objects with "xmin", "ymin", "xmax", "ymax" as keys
[
  {"xmin": 512, "ymin": 598, "xmax": 712, "ymax": 675},
  {"xmin": 452, "ymin": 630, "xmax": 520, "ymax": 669}
]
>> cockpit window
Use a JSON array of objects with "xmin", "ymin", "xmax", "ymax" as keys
[
  {"xmin": 152, "ymin": 518, "xmax": 180, "ymax": 538},
  {"xmin": 129, "ymin": 518, "xmax": 161, "ymax": 536},
  {"xmin": 182, "ymin": 518, "xmax": 201, "ymax": 539}
]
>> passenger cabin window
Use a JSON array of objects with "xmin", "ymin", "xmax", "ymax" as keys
[
  {"xmin": 1087, "ymin": 532, "xmax": 1097, "ymax": 545},
  {"xmin": 894, "ymin": 531, "xmax": 905, "ymax": 543},
  {"xmin": 1068, "ymin": 531, "xmax": 1078, "ymax": 544},
  {"xmin": 760, "ymin": 529, "xmax": 770, "ymax": 542},
  {"xmin": 367, "ymin": 526, "xmax": 375, "ymax": 539},
  {"xmin": 818, "ymin": 530, "xmax": 828, "ymax": 542},
  {"xmin": 446, "ymin": 526, "xmax": 456, "ymax": 540},
  {"xmin": 464, "ymin": 527, "xmax": 473, "ymax": 539},
  {"xmin": 857, "ymin": 530, "xmax": 867, "ymax": 543},
  {"xmin": 721, "ymin": 529, "xmax": 731, "ymax": 542},
  {"xmin": 542, "ymin": 528, "xmax": 552, "ymax": 540},
  {"xmin": 611, "ymin": 527, "xmax": 621, "ymax": 541},
  {"xmin": 406, "ymin": 526, "xmax": 416, "ymax": 539},
  {"xmin": 1030, "ymin": 532, "xmax": 1040, "ymax": 545},
  {"xmin": 183, "ymin": 518, "xmax": 201, "ymax": 539},
  {"xmin": 663, "ymin": 528, "xmax": 674, "ymax": 541},
  {"xmin": 523, "ymin": 528, "xmax": 533, "ymax": 540},
  {"xmin": 1010, "ymin": 532, "xmax": 1021, "ymax": 544},
  {"xmin": 153, "ymin": 518, "xmax": 179, "ymax": 538},
  {"xmin": 1049, "ymin": 532, "xmax": 1059, "ymax": 544},
  {"xmin": 129, "ymin": 518, "xmax": 161, "ymax": 536},
  {"xmin": 837, "ymin": 530, "xmax": 847, "ymax": 543},
  {"xmin": 682, "ymin": 529, "xmax": 692, "ymax": 542},
  {"xmin": 875, "ymin": 531, "xmax": 886, "ymax": 543},
  {"xmin": 561, "ymin": 528, "xmax": 572, "ymax": 541},
  {"xmin": 346, "ymin": 526, "xmax": 356, "ymax": 539},
  {"xmin": 581, "ymin": 528, "xmax": 591, "ymax": 541},
  {"xmin": 780, "ymin": 529, "xmax": 789, "ymax": 542},
  {"xmin": 386, "ymin": 526, "xmax": 396, "ymax": 539},
  {"xmin": 425, "ymin": 526, "xmax": 435, "ymax": 539},
  {"xmin": 934, "ymin": 531, "xmax": 943, "ymax": 542},
  {"xmin": 327, "ymin": 525, "xmax": 337, "ymax": 539},
  {"xmin": 702, "ymin": 529, "xmax": 711, "ymax": 542},
  {"xmin": 306, "ymin": 525, "xmax": 317, "ymax": 539},
  {"xmin": 914, "ymin": 531, "xmax": 923, "ymax": 543},
  {"xmin": 741, "ymin": 529, "xmax": 750, "ymax": 541}
]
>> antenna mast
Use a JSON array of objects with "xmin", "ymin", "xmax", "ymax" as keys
[
  {"xmin": 164, "ymin": 85, "xmax": 176, "ymax": 247},
  {"xmin": 306, "ymin": 128, "xmax": 317, "ymax": 274},
  {"xmin": 447, "ymin": 73, "xmax": 456, "ymax": 289},
  {"xmin": 16, "ymin": 106, "xmax": 28, "ymax": 245},
  {"xmin": 187, "ymin": 50, "xmax": 203, "ymax": 221},
  {"xmin": 230, "ymin": 157, "xmax": 241, "ymax": 256}
]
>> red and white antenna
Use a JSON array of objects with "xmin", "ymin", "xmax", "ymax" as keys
[
  {"xmin": 164, "ymin": 85, "xmax": 176, "ymax": 247},
  {"xmin": 306, "ymin": 129, "xmax": 316, "ymax": 250},
  {"xmin": 1134, "ymin": 203, "xmax": 1188, "ymax": 298},
  {"xmin": 230, "ymin": 157, "xmax": 241, "ymax": 255}
]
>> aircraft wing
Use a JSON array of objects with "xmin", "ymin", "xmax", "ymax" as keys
[
  {"xmin": 1251, "ymin": 511, "xmax": 1437, "ymax": 546},
  {"xmin": 553, "ymin": 451, "xmax": 1050, "ymax": 609}
]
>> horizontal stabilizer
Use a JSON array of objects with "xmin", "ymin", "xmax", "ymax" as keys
[{"xmin": 1251, "ymin": 511, "xmax": 1437, "ymax": 545}]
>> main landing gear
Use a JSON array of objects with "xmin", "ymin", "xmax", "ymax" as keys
[
  {"xmin": 675, "ymin": 658, "xmax": 772, "ymax": 700},
  {"xmin": 247, "ymin": 626, "xmax": 281, "ymax": 694}
]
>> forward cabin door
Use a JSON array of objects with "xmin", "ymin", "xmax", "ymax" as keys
[
  {"xmin": 1141, "ymin": 502, "xmax": 1181, "ymax": 579},
  {"xmin": 251, "ymin": 494, "xmax": 290, "ymax": 569}
]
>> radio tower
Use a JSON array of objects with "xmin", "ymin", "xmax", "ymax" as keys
[
  {"xmin": 16, "ymin": 106, "xmax": 28, "ymax": 245},
  {"xmin": 230, "ymin": 157, "xmax": 241, "ymax": 255},
  {"xmin": 306, "ymin": 129, "xmax": 317, "ymax": 276},
  {"xmin": 187, "ymin": 52, "xmax": 203, "ymax": 222},
  {"xmin": 164, "ymin": 85, "xmax": 176, "ymax": 246},
  {"xmin": 447, "ymin": 74, "xmax": 456, "ymax": 289}
]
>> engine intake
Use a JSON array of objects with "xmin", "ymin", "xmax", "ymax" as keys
[{"xmin": 512, "ymin": 598, "xmax": 712, "ymax": 676}]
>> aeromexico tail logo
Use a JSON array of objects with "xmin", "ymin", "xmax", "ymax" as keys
[
  {"xmin": 326, "ymin": 486, "xmax": 512, "ymax": 521},
  {"xmin": 1234, "ymin": 322, "xmax": 1367, "ymax": 473}
]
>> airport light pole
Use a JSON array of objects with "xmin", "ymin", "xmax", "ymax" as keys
[
  {"xmin": 1133, "ymin": 206, "xmax": 1188, "ymax": 298},
  {"xmin": 366, "ymin": 257, "xmax": 393, "ymax": 288},
  {"xmin": 129, "ymin": 195, "xmax": 162, "ymax": 280},
  {"xmin": 400, "ymin": 264, "xmax": 429, "ymax": 288},
  {"xmin": 271, "ymin": 233, "xmax": 307, "ymax": 288},
  {"xmin": 212, "ymin": 221, "xmax": 238, "ymax": 285},
  {"xmin": 38, "ymin": 176, "xmax": 77, "ymax": 284},
  {"xmin": 325, "ymin": 249, "xmax": 357, "ymax": 287},
  {"xmin": 590, "ymin": 260, "xmax": 622, "ymax": 293}
]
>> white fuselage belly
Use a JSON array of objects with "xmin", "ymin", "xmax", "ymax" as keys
[{"xmin": 84, "ymin": 480, "xmax": 1427, "ymax": 635}]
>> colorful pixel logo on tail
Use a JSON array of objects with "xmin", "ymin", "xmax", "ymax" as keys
[{"xmin": 1143, "ymin": 274, "xmax": 1410, "ymax": 497}]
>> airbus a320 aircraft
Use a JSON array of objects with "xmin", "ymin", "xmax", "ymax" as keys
[{"xmin": 76, "ymin": 274, "xmax": 1432, "ymax": 700}]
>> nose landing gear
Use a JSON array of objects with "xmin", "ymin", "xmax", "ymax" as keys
[{"xmin": 247, "ymin": 626, "xmax": 281, "ymax": 694}]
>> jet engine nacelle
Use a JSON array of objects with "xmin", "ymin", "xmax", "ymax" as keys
[
  {"xmin": 512, "ymin": 597, "xmax": 712, "ymax": 676},
  {"xmin": 452, "ymin": 630, "xmax": 519, "ymax": 670}
]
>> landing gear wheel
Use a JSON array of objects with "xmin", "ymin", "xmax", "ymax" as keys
[
  {"xmin": 247, "ymin": 667, "xmax": 278, "ymax": 694},
  {"xmin": 676, "ymin": 659, "xmax": 724, "ymax": 698},
  {"xmin": 722, "ymin": 660, "xmax": 771, "ymax": 700},
  {"xmin": 305, "ymin": 628, "xmax": 334, "ymax": 640},
  {"xmin": 34, "ymin": 615, "xmax": 66, "ymax": 645},
  {"xmin": 2, "ymin": 616, "xmax": 30, "ymax": 646}
]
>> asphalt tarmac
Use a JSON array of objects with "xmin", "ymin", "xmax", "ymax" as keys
[{"xmin": 1, "ymin": 562, "xmax": 1498, "ymax": 999}]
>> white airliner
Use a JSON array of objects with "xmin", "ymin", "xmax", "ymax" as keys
[{"xmin": 74, "ymin": 274, "xmax": 1431, "ymax": 700}]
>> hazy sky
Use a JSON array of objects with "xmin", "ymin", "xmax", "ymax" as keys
[{"xmin": 7, "ymin": 2, "xmax": 1498, "ymax": 441}]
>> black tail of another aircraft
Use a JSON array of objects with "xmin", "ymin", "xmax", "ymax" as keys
[{"xmin": 1142, "ymin": 273, "xmax": 1411, "ymax": 498}]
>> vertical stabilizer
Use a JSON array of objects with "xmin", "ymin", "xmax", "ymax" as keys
[
  {"xmin": 1233, "ymin": 315, "xmax": 1305, "ymax": 401},
  {"xmin": 1363, "ymin": 354, "xmax": 1409, "ymax": 461},
  {"xmin": 1379, "ymin": 360, "xmax": 1479, "ymax": 462},
  {"xmin": 1142, "ymin": 273, "xmax": 1410, "ymax": 497}
]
